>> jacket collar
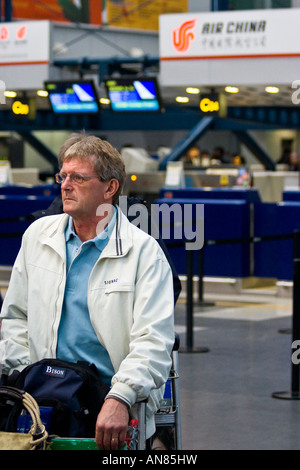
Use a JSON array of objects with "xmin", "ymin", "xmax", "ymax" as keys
[
  {"xmin": 37, "ymin": 208, "xmax": 133, "ymax": 259},
  {"xmin": 102, "ymin": 206, "xmax": 132, "ymax": 258}
]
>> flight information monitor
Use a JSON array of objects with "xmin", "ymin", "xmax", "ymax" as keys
[
  {"xmin": 44, "ymin": 81, "xmax": 100, "ymax": 114},
  {"xmin": 104, "ymin": 76, "xmax": 162, "ymax": 112}
]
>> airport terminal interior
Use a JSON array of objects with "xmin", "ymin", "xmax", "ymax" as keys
[{"xmin": 2, "ymin": 0, "xmax": 300, "ymax": 450}]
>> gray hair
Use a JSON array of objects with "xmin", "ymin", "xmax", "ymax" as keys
[{"xmin": 58, "ymin": 131, "xmax": 126, "ymax": 204}]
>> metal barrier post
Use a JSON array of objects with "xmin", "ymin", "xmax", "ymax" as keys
[
  {"xmin": 197, "ymin": 247, "xmax": 214, "ymax": 307},
  {"xmin": 273, "ymin": 258, "xmax": 300, "ymax": 399},
  {"xmin": 180, "ymin": 249, "xmax": 209, "ymax": 353}
]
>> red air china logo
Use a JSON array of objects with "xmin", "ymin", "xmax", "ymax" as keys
[
  {"xmin": 0, "ymin": 25, "xmax": 27, "ymax": 41},
  {"xmin": 0, "ymin": 26, "xmax": 8, "ymax": 41},
  {"xmin": 172, "ymin": 18, "xmax": 196, "ymax": 53},
  {"xmin": 16, "ymin": 25, "xmax": 27, "ymax": 40}
]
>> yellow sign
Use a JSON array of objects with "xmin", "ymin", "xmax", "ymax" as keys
[
  {"xmin": 199, "ymin": 93, "xmax": 227, "ymax": 117},
  {"xmin": 220, "ymin": 174, "xmax": 229, "ymax": 186},
  {"xmin": 107, "ymin": 0, "xmax": 187, "ymax": 31},
  {"xmin": 12, "ymin": 100, "xmax": 29, "ymax": 115},
  {"xmin": 200, "ymin": 97, "xmax": 220, "ymax": 114}
]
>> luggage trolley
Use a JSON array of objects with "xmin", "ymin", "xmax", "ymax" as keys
[
  {"xmin": 0, "ymin": 335, "xmax": 182, "ymax": 451},
  {"xmin": 138, "ymin": 333, "xmax": 182, "ymax": 450},
  {"xmin": 50, "ymin": 334, "xmax": 182, "ymax": 450}
]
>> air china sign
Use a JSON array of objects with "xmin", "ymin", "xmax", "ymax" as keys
[
  {"xmin": 0, "ymin": 21, "xmax": 50, "ymax": 65},
  {"xmin": 159, "ymin": 8, "xmax": 300, "ymax": 60}
]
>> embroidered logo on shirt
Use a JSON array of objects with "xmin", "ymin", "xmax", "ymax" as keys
[{"xmin": 104, "ymin": 278, "xmax": 119, "ymax": 285}]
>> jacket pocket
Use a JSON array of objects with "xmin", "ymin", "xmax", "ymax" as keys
[{"xmin": 104, "ymin": 283, "xmax": 134, "ymax": 295}]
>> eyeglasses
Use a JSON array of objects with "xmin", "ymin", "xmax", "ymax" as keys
[{"xmin": 55, "ymin": 172, "xmax": 100, "ymax": 185}]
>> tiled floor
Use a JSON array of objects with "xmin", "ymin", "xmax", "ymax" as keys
[{"xmin": 175, "ymin": 289, "xmax": 300, "ymax": 450}]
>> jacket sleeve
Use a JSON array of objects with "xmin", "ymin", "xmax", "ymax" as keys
[
  {"xmin": 0, "ymin": 236, "xmax": 30, "ymax": 376},
  {"xmin": 107, "ymin": 239, "xmax": 175, "ymax": 409}
]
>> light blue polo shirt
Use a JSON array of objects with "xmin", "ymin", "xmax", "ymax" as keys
[{"xmin": 56, "ymin": 209, "xmax": 117, "ymax": 384}]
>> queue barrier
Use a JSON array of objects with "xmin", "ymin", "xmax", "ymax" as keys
[
  {"xmin": 157, "ymin": 194, "xmax": 300, "ymax": 282},
  {"xmin": 167, "ymin": 230, "xmax": 300, "ymax": 352},
  {"xmin": 283, "ymin": 190, "xmax": 300, "ymax": 202},
  {"xmin": 272, "ymin": 258, "xmax": 300, "ymax": 401},
  {"xmin": 254, "ymin": 202, "xmax": 300, "ymax": 280},
  {"xmin": 0, "ymin": 194, "xmax": 56, "ymax": 265},
  {"xmin": 0, "ymin": 184, "xmax": 59, "ymax": 197},
  {"xmin": 160, "ymin": 187, "xmax": 261, "ymax": 204},
  {"xmin": 155, "ymin": 197, "xmax": 252, "ymax": 278}
]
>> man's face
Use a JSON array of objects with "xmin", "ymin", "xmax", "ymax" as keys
[{"xmin": 60, "ymin": 157, "xmax": 110, "ymax": 221}]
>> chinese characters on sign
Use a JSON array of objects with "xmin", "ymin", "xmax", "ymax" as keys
[{"xmin": 198, "ymin": 20, "xmax": 267, "ymax": 55}]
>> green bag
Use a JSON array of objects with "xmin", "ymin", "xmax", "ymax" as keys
[{"xmin": 0, "ymin": 386, "xmax": 48, "ymax": 450}]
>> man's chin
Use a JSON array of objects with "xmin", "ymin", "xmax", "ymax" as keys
[{"xmin": 62, "ymin": 200, "xmax": 76, "ymax": 215}]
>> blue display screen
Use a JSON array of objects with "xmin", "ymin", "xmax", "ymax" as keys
[
  {"xmin": 105, "ymin": 77, "xmax": 162, "ymax": 112},
  {"xmin": 45, "ymin": 81, "xmax": 100, "ymax": 114}
]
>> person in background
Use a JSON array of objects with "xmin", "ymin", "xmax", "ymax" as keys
[
  {"xmin": 183, "ymin": 145, "xmax": 201, "ymax": 167},
  {"xmin": 288, "ymin": 152, "xmax": 300, "ymax": 171}
]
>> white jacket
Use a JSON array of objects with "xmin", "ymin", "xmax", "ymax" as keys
[{"xmin": 0, "ymin": 209, "xmax": 175, "ymax": 438}]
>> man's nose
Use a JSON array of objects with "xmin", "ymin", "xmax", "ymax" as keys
[{"xmin": 61, "ymin": 175, "xmax": 73, "ymax": 188}]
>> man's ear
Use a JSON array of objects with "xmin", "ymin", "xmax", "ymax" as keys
[{"xmin": 104, "ymin": 179, "xmax": 119, "ymax": 201}]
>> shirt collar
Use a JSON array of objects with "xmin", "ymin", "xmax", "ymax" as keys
[{"xmin": 65, "ymin": 206, "xmax": 117, "ymax": 251}]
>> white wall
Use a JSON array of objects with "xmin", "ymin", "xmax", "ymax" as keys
[
  {"xmin": 24, "ymin": 130, "xmax": 70, "ymax": 171},
  {"xmin": 241, "ymin": 129, "xmax": 300, "ymax": 165}
]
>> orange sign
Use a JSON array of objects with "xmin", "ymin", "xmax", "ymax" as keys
[
  {"xmin": 107, "ymin": 0, "xmax": 187, "ymax": 31},
  {"xmin": 11, "ymin": 0, "xmax": 102, "ymax": 25}
]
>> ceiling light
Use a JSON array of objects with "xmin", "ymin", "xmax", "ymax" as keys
[
  {"xmin": 265, "ymin": 86, "xmax": 279, "ymax": 94},
  {"xmin": 37, "ymin": 90, "xmax": 48, "ymax": 97},
  {"xmin": 225, "ymin": 86, "xmax": 239, "ymax": 93},
  {"xmin": 186, "ymin": 87, "xmax": 200, "ymax": 94},
  {"xmin": 99, "ymin": 98, "xmax": 110, "ymax": 105},
  {"xmin": 4, "ymin": 90, "xmax": 17, "ymax": 98},
  {"xmin": 176, "ymin": 96, "xmax": 189, "ymax": 103}
]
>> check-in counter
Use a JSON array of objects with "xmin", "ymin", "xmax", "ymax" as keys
[
  {"xmin": 0, "ymin": 184, "xmax": 59, "ymax": 197},
  {"xmin": 160, "ymin": 187, "xmax": 261, "ymax": 203},
  {"xmin": 0, "ymin": 193, "xmax": 57, "ymax": 266},
  {"xmin": 254, "ymin": 201, "xmax": 300, "ymax": 281},
  {"xmin": 155, "ymin": 197, "xmax": 251, "ymax": 279},
  {"xmin": 282, "ymin": 190, "xmax": 300, "ymax": 202}
]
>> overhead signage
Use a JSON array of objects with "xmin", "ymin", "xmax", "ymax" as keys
[
  {"xmin": 159, "ymin": 8, "xmax": 300, "ymax": 86},
  {"xmin": 11, "ymin": 97, "xmax": 36, "ymax": 120},
  {"xmin": 12, "ymin": 100, "xmax": 29, "ymax": 116},
  {"xmin": 160, "ymin": 8, "xmax": 300, "ymax": 60},
  {"xmin": 0, "ymin": 21, "xmax": 50, "ymax": 89},
  {"xmin": 0, "ymin": 21, "xmax": 49, "ymax": 65},
  {"xmin": 199, "ymin": 93, "xmax": 227, "ymax": 117}
]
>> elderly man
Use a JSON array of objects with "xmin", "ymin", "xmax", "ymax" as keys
[{"xmin": 0, "ymin": 132, "xmax": 174, "ymax": 450}]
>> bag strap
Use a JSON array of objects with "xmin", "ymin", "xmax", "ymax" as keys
[{"xmin": 0, "ymin": 386, "xmax": 48, "ymax": 449}]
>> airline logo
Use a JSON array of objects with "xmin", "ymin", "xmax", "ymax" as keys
[
  {"xmin": 16, "ymin": 25, "xmax": 27, "ymax": 41},
  {"xmin": 0, "ymin": 26, "xmax": 8, "ymax": 41},
  {"xmin": 0, "ymin": 24, "xmax": 28, "ymax": 41},
  {"xmin": 172, "ymin": 18, "xmax": 197, "ymax": 53}
]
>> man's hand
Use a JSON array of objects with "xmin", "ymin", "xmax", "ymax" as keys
[{"xmin": 95, "ymin": 398, "xmax": 129, "ymax": 450}]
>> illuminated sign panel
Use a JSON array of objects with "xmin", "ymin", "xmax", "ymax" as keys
[
  {"xmin": 199, "ymin": 93, "xmax": 227, "ymax": 117},
  {"xmin": 159, "ymin": 9, "xmax": 300, "ymax": 86},
  {"xmin": 105, "ymin": 76, "xmax": 163, "ymax": 112},
  {"xmin": 44, "ymin": 81, "xmax": 100, "ymax": 114}
]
